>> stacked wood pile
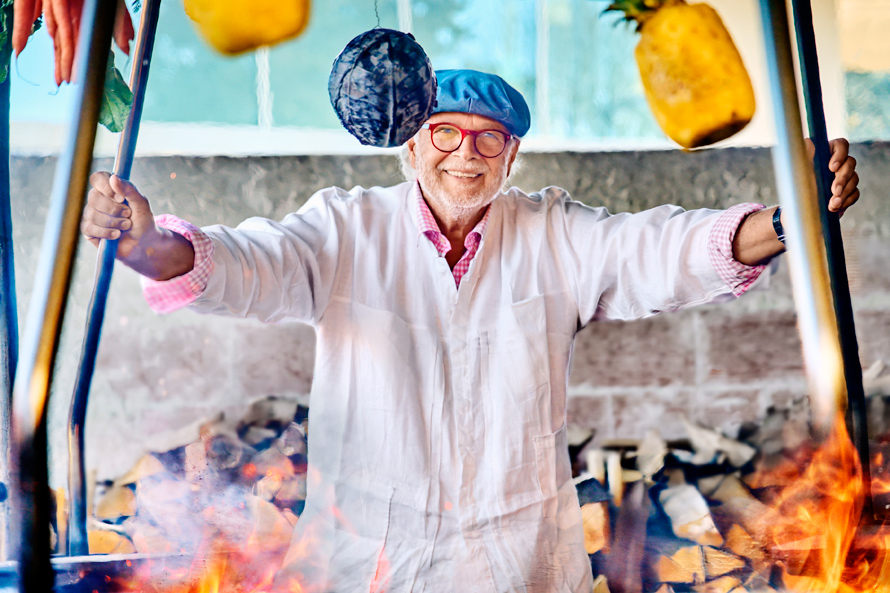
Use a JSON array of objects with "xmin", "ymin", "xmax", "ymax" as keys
[
  {"xmin": 67, "ymin": 395, "xmax": 309, "ymax": 565},
  {"xmin": 576, "ymin": 360, "xmax": 890, "ymax": 593}
]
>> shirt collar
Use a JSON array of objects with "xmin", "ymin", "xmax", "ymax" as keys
[{"xmin": 413, "ymin": 181, "xmax": 491, "ymax": 255}]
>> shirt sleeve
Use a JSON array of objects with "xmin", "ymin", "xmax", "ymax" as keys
[
  {"xmin": 189, "ymin": 187, "xmax": 348, "ymax": 325},
  {"xmin": 141, "ymin": 214, "xmax": 215, "ymax": 314},
  {"xmin": 707, "ymin": 203, "xmax": 768, "ymax": 297},
  {"xmin": 544, "ymin": 189, "xmax": 769, "ymax": 325}
]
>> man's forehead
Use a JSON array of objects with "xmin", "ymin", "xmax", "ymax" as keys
[{"xmin": 425, "ymin": 112, "xmax": 510, "ymax": 133}]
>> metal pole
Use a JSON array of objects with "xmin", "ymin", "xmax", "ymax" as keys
[
  {"xmin": 0, "ymin": 8, "xmax": 19, "ymax": 560},
  {"xmin": 9, "ymin": 0, "xmax": 117, "ymax": 588},
  {"xmin": 757, "ymin": 0, "xmax": 847, "ymax": 433},
  {"xmin": 67, "ymin": 0, "xmax": 162, "ymax": 557},
  {"xmin": 788, "ymin": 0, "xmax": 873, "ymax": 520}
]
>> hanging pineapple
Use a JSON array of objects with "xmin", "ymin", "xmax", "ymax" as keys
[
  {"xmin": 184, "ymin": 0, "xmax": 311, "ymax": 55},
  {"xmin": 606, "ymin": 0, "xmax": 756, "ymax": 149}
]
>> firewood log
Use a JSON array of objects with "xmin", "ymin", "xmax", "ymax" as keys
[
  {"xmin": 94, "ymin": 483, "xmax": 136, "ymax": 522},
  {"xmin": 769, "ymin": 535, "xmax": 825, "ymax": 576},
  {"xmin": 125, "ymin": 517, "xmax": 178, "ymax": 555},
  {"xmin": 692, "ymin": 575, "xmax": 743, "ymax": 593},
  {"xmin": 592, "ymin": 574, "xmax": 611, "ymax": 593},
  {"xmin": 651, "ymin": 544, "xmax": 706, "ymax": 584},
  {"xmin": 636, "ymin": 429, "xmax": 668, "ymax": 481},
  {"xmin": 185, "ymin": 440, "xmax": 208, "ymax": 483},
  {"xmin": 722, "ymin": 524, "xmax": 768, "ymax": 569},
  {"xmin": 278, "ymin": 422, "xmax": 308, "ymax": 457},
  {"xmin": 742, "ymin": 571, "xmax": 777, "ymax": 592},
  {"xmin": 273, "ymin": 474, "xmax": 307, "ymax": 509},
  {"xmin": 53, "ymin": 487, "xmax": 67, "ymax": 555},
  {"xmin": 205, "ymin": 433, "xmax": 249, "ymax": 472},
  {"xmin": 650, "ymin": 542, "xmax": 745, "ymax": 585},
  {"xmin": 703, "ymin": 474, "xmax": 779, "ymax": 547},
  {"xmin": 587, "ymin": 449, "xmax": 606, "ymax": 485},
  {"xmin": 251, "ymin": 445, "xmax": 296, "ymax": 480},
  {"xmin": 281, "ymin": 508, "xmax": 299, "ymax": 527},
  {"xmin": 602, "ymin": 481, "xmax": 649, "ymax": 593},
  {"xmin": 682, "ymin": 418, "xmax": 756, "ymax": 468},
  {"xmin": 659, "ymin": 484, "xmax": 723, "ymax": 547},
  {"xmin": 581, "ymin": 501, "xmax": 610, "ymax": 555},
  {"xmin": 88, "ymin": 519, "xmax": 136, "ymax": 554},
  {"xmin": 248, "ymin": 495, "xmax": 294, "ymax": 552},
  {"xmin": 607, "ymin": 451, "xmax": 624, "ymax": 507},
  {"xmin": 237, "ymin": 395, "xmax": 299, "ymax": 445},
  {"xmin": 702, "ymin": 546, "xmax": 746, "ymax": 577},
  {"xmin": 116, "ymin": 454, "xmax": 166, "ymax": 486}
]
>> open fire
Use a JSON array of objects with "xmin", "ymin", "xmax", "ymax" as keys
[
  {"xmin": 581, "ymin": 392, "xmax": 890, "ymax": 593},
  {"xmin": 53, "ymin": 380, "xmax": 890, "ymax": 593}
]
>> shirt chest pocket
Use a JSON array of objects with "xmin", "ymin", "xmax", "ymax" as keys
[{"xmin": 484, "ymin": 295, "xmax": 551, "ymax": 401}]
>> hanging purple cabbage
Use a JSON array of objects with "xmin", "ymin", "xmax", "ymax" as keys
[{"xmin": 329, "ymin": 28, "xmax": 437, "ymax": 148}]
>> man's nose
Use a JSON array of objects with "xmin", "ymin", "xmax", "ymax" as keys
[{"xmin": 454, "ymin": 133, "xmax": 481, "ymax": 158}]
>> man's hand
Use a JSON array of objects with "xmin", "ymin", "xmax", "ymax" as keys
[
  {"xmin": 82, "ymin": 172, "xmax": 157, "ymax": 257},
  {"xmin": 732, "ymin": 138, "xmax": 861, "ymax": 266},
  {"xmin": 81, "ymin": 172, "xmax": 195, "ymax": 280},
  {"xmin": 808, "ymin": 137, "xmax": 860, "ymax": 216}
]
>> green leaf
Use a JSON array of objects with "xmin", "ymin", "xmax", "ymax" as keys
[
  {"xmin": 99, "ymin": 51, "xmax": 134, "ymax": 133},
  {"xmin": 0, "ymin": 0, "xmax": 13, "ymax": 84}
]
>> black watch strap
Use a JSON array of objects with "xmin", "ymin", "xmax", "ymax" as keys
[{"xmin": 772, "ymin": 206, "xmax": 785, "ymax": 245}]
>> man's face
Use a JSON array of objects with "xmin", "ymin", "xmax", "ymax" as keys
[{"xmin": 407, "ymin": 112, "xmax": 520, "ymax": 215}]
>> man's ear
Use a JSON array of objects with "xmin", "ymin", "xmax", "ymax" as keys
[
  {"xmin": 505, "ymin": 140, "xmax": 520, "ymax": 177},
  {"xmin": 407, "ymin": 137, "xmax": 417, "ymax": 169}
]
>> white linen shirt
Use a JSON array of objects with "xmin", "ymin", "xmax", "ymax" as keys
[{"xmin": 187, "ymin": 181, "xmax": 754, "ymax": 592}]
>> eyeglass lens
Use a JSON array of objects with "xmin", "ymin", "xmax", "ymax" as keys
[{"xmin": 431, "ymin": 125, "xmax": 508, "ymax": 158}]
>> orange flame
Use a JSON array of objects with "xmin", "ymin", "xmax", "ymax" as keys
[{"xmin": 747, "ymin": 413, "xmax": 890, "ymax": 592}]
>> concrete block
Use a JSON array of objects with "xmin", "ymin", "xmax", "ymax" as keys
[
  {"xmin": 702, "ymin": 311, "xmax": 803, "ymax": 383},
  {"xmin": 691, "ymin": 389, "xmax": 762, "ymax": 438},
  {"xmin": 567, "ymin": 395, "xmax": 613, "ymax": 441},
  {"xmin": 570, "ymin": 315, "xmax": 696, "ymax": 388},
  {"xmin": 855, "ymin": 311, "xmax": 890, "ymax": 369},
  {"xmin": 232, "ymin": 322, "xmax": 316, "ymax": 402}
]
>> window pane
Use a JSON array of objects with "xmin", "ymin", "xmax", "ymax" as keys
[
  {"xmin": 141, "ymin": 0, "xmax": 258, "ymax": 125},
  {"xmin": 410, "ymin": 0, "xmax": 538, "ymax": 132},
  {"xmin": 269, "ymin": 0, "xmax": 400, "ymax": 128},
  {"xmin": 544, "ymin": 0, "xmax": 661, "ymax": 140},
  {"xmin": 845, "ymin": 71, "xmax": 890, "ymax": 142},
  {"xmin": 9, "ymin": 26, "xmax": 79, "ymax": 123}
]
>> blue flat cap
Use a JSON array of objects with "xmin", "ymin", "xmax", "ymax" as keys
[{"xmin": 433, "ymin": 69, "xmax": 531, "ymax": 138}]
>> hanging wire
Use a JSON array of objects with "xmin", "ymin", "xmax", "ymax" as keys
[{"xmin": 374, "ymin": 0, "xmax": 381, "ymax": 28}]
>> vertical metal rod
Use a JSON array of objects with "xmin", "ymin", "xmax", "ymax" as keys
[
  {"xmin": 67, "ymin": 0, "xmax": 163, "ymax": 557},
  {"xmin": 788, "ymin": 0, "xmax": 873, "ymax": 520},
  {"xmin": 0, "ymin": 10, "xmax": 18, "ymax": 560},
  {"xmin": 758, "ymin": 0, "xmax": 846, "ymax": 432},
  {"xmin": 9, "ymin": 0, "xmax": 117, "ymax": 588}
]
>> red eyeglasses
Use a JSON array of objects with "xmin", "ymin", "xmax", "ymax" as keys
[{"xmin": 421, "ymin": 123, "xmax": 513, "ymax": 158}]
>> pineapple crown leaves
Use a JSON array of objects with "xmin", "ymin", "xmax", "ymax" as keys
[{"xmin": 602, "ymin": 0, "xmax": 683, "ymax": 32}]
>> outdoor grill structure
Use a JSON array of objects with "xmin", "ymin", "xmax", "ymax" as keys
[{"xmin": 0, "ymin": 0, "xmax": 882, "ymax": 591}]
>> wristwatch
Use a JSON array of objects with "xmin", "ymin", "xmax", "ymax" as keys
[{"xmin": 772, "ymin": 206, "xmax": 786, "ymax": 245}]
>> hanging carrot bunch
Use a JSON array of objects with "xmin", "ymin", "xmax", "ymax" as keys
[{"xmin": 11, "ymin": 0, "xmax": 134, "ymax": 85}]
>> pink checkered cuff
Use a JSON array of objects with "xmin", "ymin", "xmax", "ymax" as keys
[
  {"xmin": 141, "ymin": 215, "xmax": 214, "ymax": 314},
  {"xmin": 708, "ymin": 203, "xmax": 768, "ymax": 297}
]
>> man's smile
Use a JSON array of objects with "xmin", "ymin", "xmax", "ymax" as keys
[{"xmin": 444, "ymin": 170, "xmax": 483, "ymax": 179}]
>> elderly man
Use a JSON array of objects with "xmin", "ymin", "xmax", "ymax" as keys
[{"xmin": 81, "ymin": 70, "xmax": 859, "ymax": 592}]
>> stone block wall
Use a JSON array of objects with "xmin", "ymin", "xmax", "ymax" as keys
[{"xmin": 8, "ymin": 142, "xmax": 890, "ymax": 484}]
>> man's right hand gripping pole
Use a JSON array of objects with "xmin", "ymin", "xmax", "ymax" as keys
[{"xmin": 81, "ymin": 171, "xmax": 195, "ymax": 281}]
